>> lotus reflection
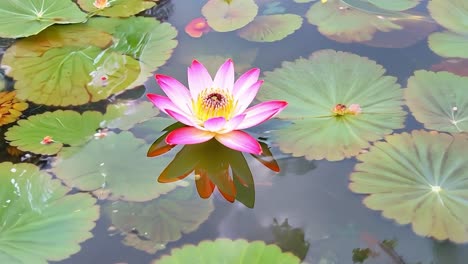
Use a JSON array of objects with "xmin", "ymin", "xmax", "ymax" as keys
[{"xmin": 147, "ymin": 122, "xmax": 279, "ymax": 208}]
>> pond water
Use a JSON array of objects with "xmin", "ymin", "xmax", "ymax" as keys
[{"xmin": 0, "ymin": 0, "xmax": 468, "ymax": 263}]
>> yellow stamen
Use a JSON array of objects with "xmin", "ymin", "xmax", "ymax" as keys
[{"xmin": 193, "ymin": 88, "xmax": 236, "ymax": 123}]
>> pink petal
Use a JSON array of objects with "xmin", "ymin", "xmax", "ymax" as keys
[
  {"xmin": 155, "ymin": 74, "xmax": 192, "ymax": 113},
  {"xmin": 166, "ymin": 127, "xmax": 215, "ymax": 145},
  {"xmin": 203, "ymin": 117, "xmax": 227, "ymax": 132},
  {"xmin": 233, "ymin": 68, "xmax": 260, "ymax": 95},
  {"xmin": 224, "ymin": 114, "xmax": 246, "ymax": 132},
  {"xmin": 215, "ymin": 131, "xmax": 262, "ymax": 155},
  {"xmin": 213, "ymin": 59, "xmax": 234, "ymax": 92},
  {"xmin": 234, "ymin": 80, "xmax": 263, "ymax": 114},
  {"xmin": 235, "ymin": 100, "xmax": 288, "ymax": 130},
  {"xmin": 146, "ymin": 93, "xmax": 187, "ymax": 115},
  {"xmin": 165, "ymin": 109, "xmax": 197, "ymax": 127},
  {"xmin": 188, "ymin": 60, "xmax": 213, "ymax": 98}
]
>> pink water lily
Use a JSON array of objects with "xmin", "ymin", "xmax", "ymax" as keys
[{"xmin": 147, "ymin": 59, "xmax": 287, "ymax": 155}]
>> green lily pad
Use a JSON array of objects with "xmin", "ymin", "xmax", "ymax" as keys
[
  {"xmin": 306, "ymin": 0, "xmax": 402, "ymax": 42},
  {"xmin": 237, "ymin": 14, "xmax": 303, "ymax": 42},
  {"xmin": 257, "ymin": 50, "xmax": 406, "ymax": 161},
  {"xmin": 0, "ymin": 0, "xmax": 87, "ymax": 38},
  {"xmin": 50, "ymin": 132, "xmax": 180, "ymax": 202},
  {"xmin": 202, "ymin": 0, "xmax": 258, "ymax": 32},
  {"xmin": 428, "ymin": 0, "xmax": 468, "ymax": 35},
  {"xmin": 106, "ymin": 185, "xmax": 214, "ymax": 254},
  {"xmin": 405, "ymin": 70, "xmax": 468, "ymax": 133},
  {"xmin": 77, "ymin": 0, "xmax": 156, "ymax": 17},
  {"xmin": 349, "ymin": 130, "xmax": 468, "ymax": 243},
  {"xmin": 428, "ymin": 31, "xmax": 468, "ymax": 59},
  {"xmin": 5, "ymin": 110, "xmax": 103, "ymax": 155},
  {"xmin": 343, "ymin": 0, "xmax": 421, "ymax": 12},
  {"xmin": 152, "ymin": 239, "xmax": 301, "ymax": 264},
  {"xmin": 0, "ymin": 162, "xmax": 99, "ymax": 263},
  {"xmin": 102, "ymin": 101, "xmax": 159, "ymax": 130}
]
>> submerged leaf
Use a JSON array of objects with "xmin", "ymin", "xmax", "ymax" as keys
[
  {"xmin": 77, "ymin": 0, "xmax": 157, "ymax": 17},
  {"xmin": 102, "ymin": 101, "xmax": 159, "ymax": 130},
  {"xmin": 152, "ymin": 239, "xmax": 300, "ymax": 264},
  {"xmin": 202, "ymin": 0, "xmax": 258, "ymax": 32},
  {"xmin": 0, "ymin": 0, "xmax": 87, "ymax": 38},
  {"xmin": 405, "ymin": 70, "xmax": 468, "ymax": 133},
  {"xmin": 258, "ymin": 50, "xmax": 405, "ymax": 161},
  {"xmin": 238, "ymin": 14, "xmax": 303, "ymax": 42},
  {"xmin": 0, "ymin": 162, "xmax": 99, "ymax": 263},
  {"xmin": 50, "ymin": 132, "xmax": 179, "ymax": 202},
  {"xmin": 350, "ymin": 130, "xmax": 468, "ymax": 243}
]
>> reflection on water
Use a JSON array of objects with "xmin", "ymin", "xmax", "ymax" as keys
[{"xmin": 0, "ymin": 0, "xmax": 468, "ymax": 263}]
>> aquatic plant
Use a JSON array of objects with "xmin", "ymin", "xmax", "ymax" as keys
[
  {"xmin": 147, "ymin": 59, "xmax": 287, "ymax": 155},
  {"xmin": 152, "ymin": 239, "xmax": 300, "ymax": 264},
  {"xmin": 0, "ymin": 91, "xmax": 28, "ymax": 126},
  {"xmin": 202, "ymin": 0, "xmax": 258, "ymax": 32},
  {"xmin": 237, "ymin": 14, "xmax": 303, "ymax": 42},
  {"xmin": 185, "ymin": 17, "xmax": 211, "ymax": 38},
  {"xmin": 350, "ymin": 130, "xmax": 468, "ymax": 243},
  {"xmin": 77, "ymin": 0, "xmax": 157, "ymax": 17}
]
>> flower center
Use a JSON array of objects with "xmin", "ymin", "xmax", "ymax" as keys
[{"xmin": 193, "ymin": 88, "xmax": 235, "ymax": 123}]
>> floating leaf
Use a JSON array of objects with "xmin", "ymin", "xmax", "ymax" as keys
[
  {"xmin": 102, "ymin": 101, "xmax": 159, "ymax": 130},
  {"xmin": 152, "ymin": 239, "xmax": 301, "ymax": 264},
  {"xmin": 238, "ymin": 14, "xmax": 303, "ymax": 42},
  {"xmin": 428, "ymin": 31, "xmax": 468, "ymax": 59},
  {"xmin": 5, "ymin": 110, "xmax": 103, "ymax": 155},
  {"xmin": 0, "ymin": 0, "xmax": 87, "ymax": 38},
  {"xmin": 349, "ymin": 130, "xmax": 468, "ymax": 243},
  {"xmin": 50, "ymin": 132, "xmax": 179, "ymax": 202},
  {"xmin": 257, "ymin": 50, "xmax": 405, "ymax": 161},
  {"xmin": 106, "ymin": 185, "xmax": 214, "ymax": 253},
  {"xmin": 405, "ymin": 70, "xmax": 468, "ymax": 133},
  {"xmin": 77, "ymin": 0, "xmax": 156, "ymax": 17},
  {"xmin": 343, "ymin": 0, "xmax": 421, "ymax": 12},
  {"xmin": 0, "ymin": 162, "xmax": 99, "ymax": 263},
  {"xmin": 432, "ymin": 59, "xmax": 468, "ymax": 77},
  {"xmin": 202, "ymin": 0, "xmax": 258, "ymax": 32},
  {"xmin": 306, "ymin": 0, "xmax": 402, "ymax": 42},
  {"xmin": 428, "ymin": 0, "xmax": 468, "ymax": 35},
  {"xmin": 0, "ymin": 91, "xmax": 28, "ymax": 126}
]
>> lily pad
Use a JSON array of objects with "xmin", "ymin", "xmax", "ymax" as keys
[
  {"xmin": 428, "ymin": 0, "xmax": 468, "ymax": 35},
  {"xmin": 50, "ymin": 132, "xmax": 180, "ymax": 202},
  {"xmin": 405, "ymin": 70, "xmax": 468, "ymax": 133},
  {"xmin": 152, "ymin": 239, "xmax": 301, "ymax": 264},
  {"xmin": 77, "ymin": 0, "xmax": 156, "ymax": 17},
  {"xmin": 344, "ymin": 0, "xmax": 421, "ymax": 12},
  {"xmin": 349, "ymin": 130, "xmax": 468, "ymax": 243},
  {"xmin": 0, "ymin": 91, "xmax": 28, "ymax": 126},
  {"xmin": 0, "ymin": 0, "xmax": 87, "ymax": 38},
  {"xmin": 306, "ymin": 0, "xmax": 402, "ymax": 43},
  {"xmin": 5, "ymin": 110, "xmax": 103, "ymax": 155},
  {"xmin": 428, "ymin": 31, "xmax": 468, "ymax": 59},
  {"xmin": 0, "ymin": 162, "xmax": 99, "ymax": 263},
  {"xmin": 202, "ymin": 0, "xmax": 259, "ymax": 32},
  {"xmin": 238, "ymin": 14, "xmax": 303, "ymax": 42},
  {"xmin": 257, "ymin": 50, "xmax": 406, "ymax": 161},
  {"xmin": 432, "ymin": 59, "xmax": 468, "ymax": 77},
  {"xmin": 102, "ymin": 101, "xmax": 159, "ymax": 130},
  {"xmin": 106, "ymin": 185, "xmax": 214, "ymax": 253}
]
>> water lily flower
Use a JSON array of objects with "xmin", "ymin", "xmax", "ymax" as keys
[
  {"xmin": 147, "ymin": 59, "xmax": 287, "ymax": 155},
  {"xmin": 93, "ymin": 0, "xmax": 111, "ymax": 9},
  {"xmin": 185, "ymin": 17, "xmax": 211, "ymax": 38}
]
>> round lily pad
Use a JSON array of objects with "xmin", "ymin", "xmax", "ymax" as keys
[
  {"xmin": 306, "ymin": 0, "xmax": 402, "ymax": 43},
  {"xmin": 106, "ymin": 185, "xmax": 214, "ymax": 254},
  {"xmin": 0, "ymin": 162, "xmax": 99, "ymax": 263},
  {"xmin": 428, "ymin": 0, "xmax": 468, "ymax": 35},
  {"xmin": 102, "ymin": 101, "xmax": 159, "ymax": 130},
  {"xmin": 344, "ymin": 0, "xmax": 421, "ymax": 11},
  {"xmin": 50, "ymin": 132, "xmax": 180, "ymax": 202},
  {"xmin": 428, "ymin": 31, "xmax": 468, "ymax": 59},
  {"xmin": 0, "ymin": 0, "xmax": 87, "ymax": 38},
  {"xmin": 349, "ymin": 130, "xmax": 468, "ymax": 243},
  {"xmin": 5, "ymin": 110, "xmax": 103, "ymax": 155},
  {"xmin": 405, "ymin": 70, "xmax": 468, "ymax": 133},
  {"xmin": 202, "ymin": 0, "xmax": 258, "ymax": 32},
  {"xmin": 238, "ymin": 14, "xmax": 303, "ymax": 42},
  {"xmin": 77, "ymin": 0, "xmax": 156, "ymax": 17},
  {"xmin": 257, "ymin": 50, "xmax": 406, "ymax": 161},
  {"xmin": 152, "ymin": 239, "xmax": 301, "ymax": 264}
]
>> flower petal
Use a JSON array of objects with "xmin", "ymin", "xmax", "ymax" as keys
[
  {"xmin": 233, "ymin": 68, "xmax": 260, "ymax": 95},
  {"xmin": 155, "ymin": 74, "xmax": 193, "ymax": 113},
  {"xmin": 234, "ymin": 80, "xmax": 263, "ymax": 114},
  {"xmin": 224, "ymin": 114, "xmax": 246, "ymax": 132},
  {"xmin": 146, "ymin": 93, "xmax": 186, "ymax": 115},
  {"xmin": 235, "ymin": 100, "xmax": 288, "ymax": 130},
  {"xmin": 204, "ymin": 117, "xmax": 227, "ymax": 132},
  {"xmin": 165, "ymin": 109, "xmax": 197, "ymax": 127},
  {"xmin": 215, "ymin": 131, "xmax": 262, "ymax": 155},
  {"xmin": 188, "ymin": 60, "xmax": 213, "ymax": 98},
  {"xmin": 213, "ymin": 59, "xmax": 234, "ymax": 92},
  {"xmin": 166, "ymin": 127, "xmax": 215, "ymax": 145}
]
